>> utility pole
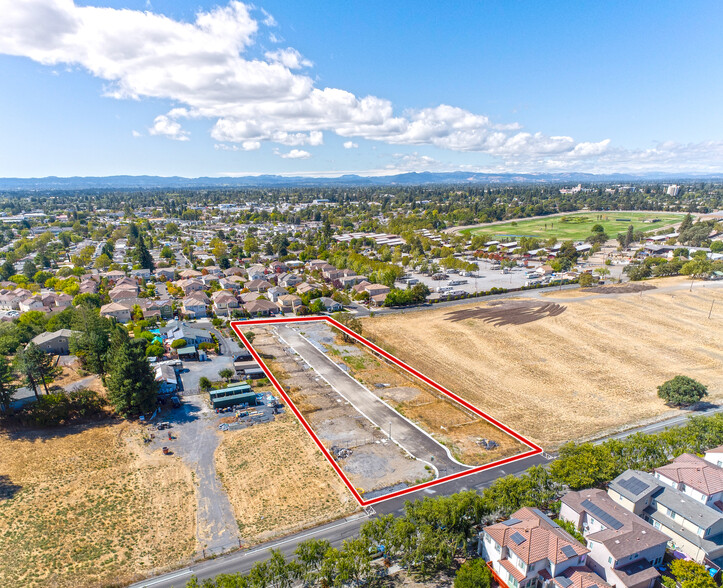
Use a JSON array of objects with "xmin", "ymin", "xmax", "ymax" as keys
[{"xmin": 388, "ymin": 421, "xmax": 392, "ymax": 440}]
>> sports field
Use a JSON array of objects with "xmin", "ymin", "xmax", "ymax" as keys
[
  {"xmin": 363, "ymin": 277, "xmax": 723, "ymax": 449},
  {"xmin": 460, "ymin": 211, "xmax": 685, "ymax": 241}
]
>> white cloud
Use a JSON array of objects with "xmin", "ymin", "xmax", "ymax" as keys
[
  {"xmin": 132, "ymin": 130, "xmax": 142, "ymax": 138},
  {"xmin": 265, "ymin": 47, "xmax": 312, "ymax": 69},
  {"xmin": 214, "ymin": 143, "xmax": 239, "ymax": 151},
  {"xmin": 0, "ymin": 0, "xmax": 720, "ymax": 171},
  {"xmin": 148, "ymin": 115, "xmax": 189, "ymax": 141},
  {"xmin": 275, "ymin": 148, "xmax": 311, "ymax": 159},
  {"xmin": 343, "ymin": 141, "xmax": 358, "ymax": 149}
]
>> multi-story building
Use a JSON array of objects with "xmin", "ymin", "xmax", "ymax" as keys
[
  {"xmin": 608, "ymin": 470, "xmax": 723, "ymax": 567},
  {"xmin": 560, "ymin": 489, "xmax": 667, "ymax": 588}
]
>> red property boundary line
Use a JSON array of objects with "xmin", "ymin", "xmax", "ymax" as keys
[{"xmin": 230, "ymin": 316, "xmax": 542, "ymax": 506}]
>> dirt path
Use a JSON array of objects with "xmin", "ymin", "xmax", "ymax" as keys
[
  {"xmin": 276, "ymin": 325, "xmax": 469, "ymax": 477},
  {"xmin": 152, "ymin": 396, "xmax": 240, "ymax": 554}
]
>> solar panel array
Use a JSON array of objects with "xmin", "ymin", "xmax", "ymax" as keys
[
  {"xmin": 502, "ymin": 518, "xmax": 522, "ymax": 526},
  {"xmin": 561, "ymin": 545, "xmax": 578, "ymax": 558},
  {"xmin": 510, "ymin": 532, "xmax": 526, "ymax": 545},
  {"xmin": 582, "ymin": 499, "xmax": 624, "ymax": 530},
  {"xmin": 618, "ymin": 477, "xmax": 650, "ymax": 496},
  {"xmin": 557, "ymin": 577, "xmax": 573, "ymax": 587}
]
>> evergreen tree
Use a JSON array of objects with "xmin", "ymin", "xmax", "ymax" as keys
[
  {"xmin": 70, "ymin": 307, "xmax": 112, "ymax": 378},
  {"xmin": 15, "ymin": 343, "xmax": 61, "ymax": 396},
  {"xmin": 134, "ymin": 234, "xmax": 154, "ymax": 270},
  {"xmin": 105, "ymin": 331, "xmax": 158, "ymax": 416},
  {"xmin": 0, "ymin": 356, "xmax": 17, "ymax": 414}
]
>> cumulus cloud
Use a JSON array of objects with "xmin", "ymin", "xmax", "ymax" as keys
[
  {"xmin": 343, "ymin": 141, "xmax": 358, "ymax": 149},
  {"xmin": 275, "ymin": 148, "xmax": 311, "ymax": 159},
  {"xmin": 148, "ymin": 115, "xmax": 189, "ymax": 141},
  {"xmin": 131, "ymin": 130, "xmax": 142, "ymax": 138},
  {"xmin": 0, "ymin": 0, "xmax": 719, "ymax": 171},
  {"xmin": 265, "ymin": 47, "xmax": 312, "ymax": 69}
]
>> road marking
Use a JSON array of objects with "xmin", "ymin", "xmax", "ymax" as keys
[
  {"xmin": 134, "ymin": 568, "xmax": 193, "ymax": 587},
  {"xmin": 424, "ymin": 488, "xmax": 436, "ymax": 494}
]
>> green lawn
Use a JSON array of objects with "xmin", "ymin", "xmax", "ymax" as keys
[{"xmin": 461, "ymin": 211, "xmax": 685, "ymax": 241}]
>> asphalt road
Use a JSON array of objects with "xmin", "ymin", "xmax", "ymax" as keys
[{"xmin": 276, "ymin": 325, "xmax": 468, "ymax": 476}]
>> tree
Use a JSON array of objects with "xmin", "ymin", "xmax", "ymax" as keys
[
  {"xmin": 70, "ymin": 307, "xmax": 112, "ymax": 378},
  {"xmin": 454, "ymin": 558, "xmax": 492, "ymax": 588},
  {"xmin": 219, "ymin": 368, "xmax": 234, "ymax": 383},
  {"xmin": 578, "ymin": 273, "xmax": 594, "ymax": 287},
  {"xmin": 295, "ymin": 539, "xmax": 331, "ymax": 586},
  {"xmin": 670, "ymin": 559, "xmax": 717, "ymax": 588},
  {"xmin": 15, "ymin": 343, "xmax": 61, "ymax": 396},
  {"xmin": 0, "ymin": 356, "xmax": 17, "ymax": 414},
  {"xmin": 23, "ymin": 259, "xmax": 37, "ymax": 280},
  {"xmin": 171, "ymin": 338, "xmax": 187, "ymax": 349},
  {"xmin": 105, "ymin": 332, "xmax": 158, "ymax": 416},
  {"xmin": 658, "ymin": 375, "xmax": 708, "ymax": 407},
  {"xmin": 134, "ymin": 234, "xmax": 154, "ymax": 271},
  {"xmin": 331, "ymin": 312, "xmax": 363, "ymax": 343},
  {"xmin": 199, "ymin": 377, "xmax": 212, "ymax": 392}
]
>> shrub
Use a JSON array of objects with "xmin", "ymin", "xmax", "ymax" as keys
[{"xmin": 658, "ymin": 375, "xmax": 708, "ymax": 406}]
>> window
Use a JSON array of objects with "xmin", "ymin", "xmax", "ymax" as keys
[{"xmin": 608, "ymin": 556, "xmax": 613, "ymax": 564}]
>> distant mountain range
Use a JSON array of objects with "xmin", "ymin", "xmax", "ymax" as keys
[{"xmin": 0, "ymin": 171, "xmax": 721, "ymax": 190}]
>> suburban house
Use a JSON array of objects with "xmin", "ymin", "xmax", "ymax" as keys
[
  {"xmin": 246, "ymin": 279, "xmax": 272, "ymax": 292},
  {"xmin": 78, "ymin": 279, "xmax": 98, "ymax": 294},
  {"xmin": 154, "ymin": 268, "xmax": 176, "ymax": 281},
  {"xmin": 103, "ymin": 270, "xmax": 127, "ymax": 283},
  {"xmin": 559, "ymin": 489, "xmax": 667, "ymax": 588},
  {"xmin": 295, "ymin": 282, "xmax": 318, "ymax": 296},
  {"xmin": 277, "ymin": 294, "xmax": 303, "ymax": 314},
  {"xmin": 178, "ymin": 269, "xmax": 202, "ymax": 279},
  {"xmin": 705, "ymin": 447, "xmax": 723, "ymax": 469},
  {"xmin": 365, "ymin": 283, "xmax": 391, "ymax": 298},
  {"xmin": 164, "ymin": 324, "xmax": 214, "ymax": 346},
  {"xmin": 246, "ymin": 265, "xmax": 266, "ymax": 281},
  {"xmin": 211, "ymin": 290, "xmax": 240, "ymax": 316},
  {"xmin": 481, "ymin": 507, "xmax": 596, "ymax": 588},
  {"xmin": 130, "ymin": 268, "xmax": 152, "ymax": 280},
  {"xmin": 177, "ymin": 278, "xmax": 204, "ymax": 295},
  {"xmin": 182, "ymin": 295, "xmax": 208, "ymax": 318},
  {"xmin": 31, "ymin": 329, "xmax": 78, "ymax": 355},
  {"xmin": 223, "ymin": 267, "xmax": 245, "ymax": 277},
  {"xmin": 608, "ymin": 470, "xmax": 723, "ymax": 567},
  {"xmin": 244, "ymin": 299, "xmax": 280, "ymax": 317},
  {"xmin": 318, "ymin": 296, "xmax": 343, "ymax": 312},
  {"xmin": 267, "ymin": 286, "xmax": 288, "ymax": 302},
  {"xmin": 19, "ymin": 296, "xmax": 45, "ymax": 313},
  {"xmin": 278, "ymin": 273, "xmax": 303, "ymax": 288},
  {"xmin": 109, "ymin": 284, "xmax": 139, "ymax": 301},
  {"xmin": 653, "ymin": 453, "xmax": 723, "ymax": 512},
  {"xmin": 100, "ymin": 302, "xmax": 132, "ymax": 323}
]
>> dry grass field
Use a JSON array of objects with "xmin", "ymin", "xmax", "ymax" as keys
[
  {"xmin": 0, "ymin": 422, "xmax": 196, "ymax": 588},
  {"xmin": 364, "ymin": 278, "xmax": 723, "ymax": 448},
  {"xmin": 325, "ymin": 335, "xmax": 524, "ymax": 465},
  {"xmin": 215, "ymin": 412, "xmax": 358, "ymax": 543}
]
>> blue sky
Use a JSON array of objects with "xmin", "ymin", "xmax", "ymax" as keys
[{"xmin": 0, "ymin": 0, "xmax": 721, "ymax": 177}]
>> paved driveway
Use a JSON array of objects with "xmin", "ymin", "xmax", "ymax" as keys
[
  {"xmin": 152, "ymin": 395, "xmax": 240, "ymax": 554},
  {"xmin": 275, "ymin": 325, "xmax": 468, "ymax": 476}
]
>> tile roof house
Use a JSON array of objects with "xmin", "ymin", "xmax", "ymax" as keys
[
  {"xmin": 223, "ymin": 267, "xmax": 245, "ymax": 277},
  {"xmin": 19, "ymin": 295, "xmax": 45, "ymax": 313},
  {"xmin": 608, "ymin": 469, "xmax": 723, "ymax": 567},
  {"xmin": 267, "ymin": 286, "xmax": 288, "ymax": 302},
  {"xmin": 278, "ymin": 272, "xmax": 303, "ymax": 288},
  {"xmin": 654, "ymin": 453, "xmax": 723, "ymax": 511},
  {"xmin": 178, "ymin": 269, "xmax": 202, "ymax": 279},
  {"xmin": 560, "ymin": 489, "xmax": 667, "ymax": 588},
  {"xmin": 481, "ymin": 507, "xmax": 595, "ymax": 588},
  {"xmin": 109, "ymin": 284, "xmax": 139, "ymax": 301},
  {"xmin": 176, "ymin": 278, "xmax": 204, "ymax": 295},
  {"xmin": 295, "ymin": 282, "xmax": 318, "ymax": 296},
  {"xmin": 211, "ymin": 290, "xmax": 240, "ymax": 316}
]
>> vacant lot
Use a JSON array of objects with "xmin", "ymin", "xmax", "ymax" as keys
[
  {"xmin": 364, "ymin": 278, "xmax": 723, "ymax": 448},
  {"xmin": 0, "ymin": 422, "xmax": 196, "ymax": 588},
  {"xmin": 461, "ymin": 211, "xmax": 685, "ymax": 240},
  {"xmin": 215, "ymin": 412, "xmax": 358, "ymax": 542}
]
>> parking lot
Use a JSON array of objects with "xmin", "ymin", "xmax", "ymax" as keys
[{"xmin": 398, "ymin": 258, "xmax": 533, "ymax": 294}]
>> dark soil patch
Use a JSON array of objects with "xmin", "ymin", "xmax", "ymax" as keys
[
  {"xmin": 587, "ymin": 283, "xmax": 657, "ymax": 294},
  {"xmin": 444, "ymin": 301, "xmax": 566, "ymax": 326}
]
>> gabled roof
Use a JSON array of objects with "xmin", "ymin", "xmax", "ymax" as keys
[
  {"xmin": 485, "ymin": 507, "xmax": 588, "ymax": 566},
  {"xmin": 561, "ymin": 489, "xmax": 668, "ymax": 559},
  {"xmin": 655, "ymin": 453, "xmax": 723, "ymax": 496}
]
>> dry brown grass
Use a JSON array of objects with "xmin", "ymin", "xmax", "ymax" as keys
[
  {"xmin": 363, "ymin": 278, "xmax": 723, "ymax": 448},
  {"xmin": 215, "ymin": 412, "xmax": 358, "ymax": 544},
  {"xmin": 0, "ymin": 421, "xmax": 196, "ymax": 588}
]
